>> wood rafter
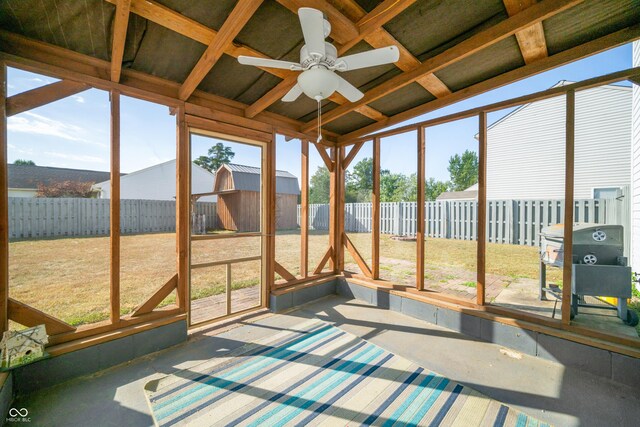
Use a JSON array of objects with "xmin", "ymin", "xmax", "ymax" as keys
[
  {"xmin": 340, "ymin": 0, "xmax": 416, "ymax": 52},
  {"xmin": 246, "ymin": 0, "xmax": 412, "ymax": 119},
  {"xmin": 102, "ymin": 0, "xmax": 386, "ymax": 123},
  {"xmin": 338, "ymin": 24, "xmax": 639, "ymax": 142},
  {"xmin": 504, "ymin": 0, "xmax": 549, "ymax": 64},
  {"xmin": 6, "ymin": 79, "xmax": 90, "ymax": 116},
  {"xmin": 309, "ymin": 0, "xmax": 583, "ymax": 133},
  {"xmin": 8, "ymin": 298, "xmax": 76, "ymax": 335},
  {"xmin": 0, "ymin": 30, "xmax": 337, "ymax": 142},
  {"xmin": 110, "ymin": 0, "xmax": 131, "ymax": 82},
  {"xmin": 178, "ymin": 0, "xmax": 264, "ymax": 101},
  {"xmin": 274, "ymin": 0, "xmax": 358, "ymax": 44}
]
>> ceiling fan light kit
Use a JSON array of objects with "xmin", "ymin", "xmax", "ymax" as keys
[{"xmin": 238, "ymin": 7, "xmax": 400, "ymax": 141}]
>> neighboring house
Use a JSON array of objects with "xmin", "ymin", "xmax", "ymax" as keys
[
  {"xmin": 483, "ymin": 82, "xmax": 631, "ymax": 200},
  {"xmin": 436, "ymin": 183, "xmax": 477, "ymax": 201},
  {"xmin": 632, "ymin": 41, "xmax": 640, "ymax": 274},
  {"xmin": 8, "ymin": 164, "xmax": 111, "ymax": 198},
  {"xmin": 214, "ymin": 164, "xmax": 300, "ymax": 232},
  {"xmin": 93, "ymin": 160, "xmax": 216, "ymax": 202}
]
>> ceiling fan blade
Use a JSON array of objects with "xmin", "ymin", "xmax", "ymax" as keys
[
  {"xmin": 335, "ymin": 46, "xmax": 400, "ymax": 72},
  {"xmin": 336, "ymin": 76, "xmax": 364, "ymax": 102},
  {"xmin": 298, "ymin": 8, "xmax": 326, "ymax": 58},
  {"xmin": 238, "ymin": 56, "xmax": 301, "ymax": 70},
  {"xmin": 282, "ymin": 83, "xmax": 304, "ymax": 102}
]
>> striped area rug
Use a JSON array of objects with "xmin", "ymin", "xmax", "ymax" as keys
[{"xmin": 144, "ymin": 319, "xmax": 549, "ymax": 426}]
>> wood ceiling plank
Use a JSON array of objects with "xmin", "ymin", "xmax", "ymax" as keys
[
  {"xmin": 178, "ymin": 0, "xmax": 264, "ymax": 101},
  {"xmin": 274, "ymin": 0, "xmax": 359, "ymax": 44},
  {"xmin": 110, "ymin": 0, "xmax": 131, "ymax": 82},
  {"xmin": 504, "ymin": 0, "xmax": 549, "ymax": 64},
  {"xmin": 305, "ymin": 0, "xmax": 584, "ymax": 132},
  {"xmin": 6, "ymin": 80, "xmax": 90, "ymax": 116},
  {"xmin": 337, "ymin": 24, "xmax": 640, "ymax": 142}
]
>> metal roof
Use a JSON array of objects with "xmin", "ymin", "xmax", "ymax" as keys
[
  {"xmin": 221, "ymin": 164, "xmax": 300, "ymax": 195},
  {"xmin": 8, "ymin": 164, "xmax": 113, "ymax": 189}
]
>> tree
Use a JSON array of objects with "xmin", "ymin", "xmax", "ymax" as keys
[
  {"xmin": 345, "ymin": 157, "xmax": 374, "ymax": 203},
  {"xmin": 309, "ymin": 166, "xmax": 330, "ymax": 204},
  {"xmin": 380, "ymin": 172, "xmax": 415, "ymax": 202},
  {"xmin": 14, "ymin": 159, "xmax": 35, "ymax": 166},
  {"xmin": 447, "ymin": 149, "xmax": 478, "ymax": 191},
  {"xmin": 193, "ymin": 143, "xmax": 235, "ymax": 172},
  {"xmin": 425, "ymin": 177, "xmax": 450, "ymax": 201},
  {"xmin": 36, "ymin": 180, "xmax": 96, "ymax": 198}
]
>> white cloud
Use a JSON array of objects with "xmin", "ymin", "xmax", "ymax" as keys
[
  {"xmin": 72, "ymin": 95, "xmax": 85, "ymax": 104},
  {"xmin": 43, "ymin": 151, "xmax": 106, "ymax": 164},
  {"xmin": 7, "ymin": 112, "xmax": 106, "ymax": 148}
]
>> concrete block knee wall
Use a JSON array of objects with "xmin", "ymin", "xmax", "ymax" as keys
[
  {"xmin": 11, "ymin": 319, "xmax": 188, "ymax": 396},
  {"xmin": 336, "ymin": 279, "xmax": 640, "ymax": 391},
  {"xmin": 270, "ymin": 281, "xmax": 337, "ymax": 312}
]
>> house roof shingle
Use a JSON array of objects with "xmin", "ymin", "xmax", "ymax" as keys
[{"xmin": 8, "ymin": 164, "xmax": 113, "ymax": 189}]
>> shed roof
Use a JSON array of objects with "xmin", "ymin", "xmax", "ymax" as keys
[
  {"xmin": 8, "ymin": 164, "xmax": 113, "ymax": 189},
  {"xmin": 436, "ymin": 190, "xmax": 478, "ymax": 201},
  {"xmin": 218, "ymin": 163, "xmax": 300, "ymax": 195},
  {"xmin": 1, "ymin": 0, "xmax": 636, "ymax": 140}
]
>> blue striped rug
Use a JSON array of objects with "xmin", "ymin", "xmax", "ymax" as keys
[{"xmin": 144, "ymin": 319, "xmax": 550, "ymax": 426}]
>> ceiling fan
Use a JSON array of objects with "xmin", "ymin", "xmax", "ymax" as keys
[{"xmin": 237, "ymin": 7, "xmax": 399, "ymax": 140}]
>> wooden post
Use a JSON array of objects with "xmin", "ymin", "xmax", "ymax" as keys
[
  {"xmin": 176, "ymin": 105, "xmax": 189, "ymax": 313},
  {"xmin": 562, "ymin": 90, "xmax": 575, "ymax": 324},
  {"xmin": 417, "ymin": 128, "xmax": 425, "ymax": 291},
  {"xmin": 226, "ymin": 263, "xmax": 232, "ymax": 315},
  {"xmin": 0, "ymin": 63, "xmax": 8, "ymax": 333},
  {"xmin": 337, "ymin": 146, "xmax": 345, "ymax": 271},
  {"xmin": 266, "ymin": 131, "xmax": 276, "ymax": 292},
  {"xmin": 300, "ymin": 139, "xmax": 309, "ymax": 278},
  {"xmin": 477, "ymin": 112, "xmax": 487, "ymax": 306},
  {"xmin": 329, "ymin": 147, "xmax": 337, "ymax": 271},
  {"xmin": 372, "ymin": 137, "xmax": 381, "ymax": 279},
  {"xmin": 110, "ymin": 89, "xmax": 121, "ymax": 324}
]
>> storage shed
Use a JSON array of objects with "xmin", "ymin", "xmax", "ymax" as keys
[{"xmin": 214, "ymin": 164, "xmax": 300, "ymax": 232}]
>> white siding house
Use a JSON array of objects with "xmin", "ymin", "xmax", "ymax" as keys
[
  {"xmin": 94, "ymin": 160, "xmax": 216, "ymax": 202},
  {"xmin": 485, "ymin": 82, "xmax": 632, "ymax": 200},
  {"xmin": 632, "ymin": 41, "xmax": 640, "ymax": 273}
]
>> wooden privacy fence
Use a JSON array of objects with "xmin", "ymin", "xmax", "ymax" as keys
[
  {"xmin": 300, "ymin": 198, "xmax": 629, "ymax": 248},
  {"xmin": 8, "ymin": 197, "xmax": 217, "ymax": 239}
]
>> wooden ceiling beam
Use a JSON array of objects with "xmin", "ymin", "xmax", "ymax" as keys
[
  {"xmin": 339, "ymin": 0, "xmax": 416, "ymax": 52},
  {"xmin": 6, "ymin": 79, "xmax": 90, "ymax": 116},
  {"xmin": 337, "ymin": 24, "xmax": 640, "ymax": 142},
  {"xmin": 305, "ymin": 0, "xmax": 584, "ymax": 132},
  {"xmin": 503, "ymin": 0, "xmax": 549, "ymax": 64},
  {"xmin": 0, "ymin": 30, "xmax": 339, "ymax": 143},
  {"xmin": 110, "ymin": 0, "xmax": 131, "ymax": 82},
  {"xmin": 103, "ymin": 0, "xmax": 386, "ymax": 124},
  {"xmin": 104, "ymin": 0, "xmax": 291, "ymax": 79},
  {"xmin": 178, "ymin": 0, "xmax": 264, "ymax": 101},
  {"xmin": 274, "ymin": 0, "xmax": 359, "ymax": 44}
]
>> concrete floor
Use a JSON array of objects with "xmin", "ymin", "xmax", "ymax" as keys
[{"xmin": 14, "ymin": 296, "xmax": 640, "ymax": 426}]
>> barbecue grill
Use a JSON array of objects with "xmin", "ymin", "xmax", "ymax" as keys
[{"xmin": 539, "ymin": 223, "xmax": 638, "ymax": 326}]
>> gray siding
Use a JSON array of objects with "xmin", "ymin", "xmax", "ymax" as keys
[
  {"xmin": 633, "ymin": 41, "xmax": 640, "ymax": 271},
  {"xmin": 486, "ymin": 84, "xmax": 631, "ymax": 200}
]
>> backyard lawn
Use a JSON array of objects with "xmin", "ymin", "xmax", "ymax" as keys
[{"xmin": 9, "ymin": 230, "xmax": 562, "ymax": 327}]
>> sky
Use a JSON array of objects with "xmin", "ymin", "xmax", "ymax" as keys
[{"xmin": 6, "ymin": 42, "xmax": 634, "ymax": 182}]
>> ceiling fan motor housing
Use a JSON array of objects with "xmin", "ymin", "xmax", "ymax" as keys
[{"xmin": 300, "ymin": 43, "xmax": 337, "ymax": 69}]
